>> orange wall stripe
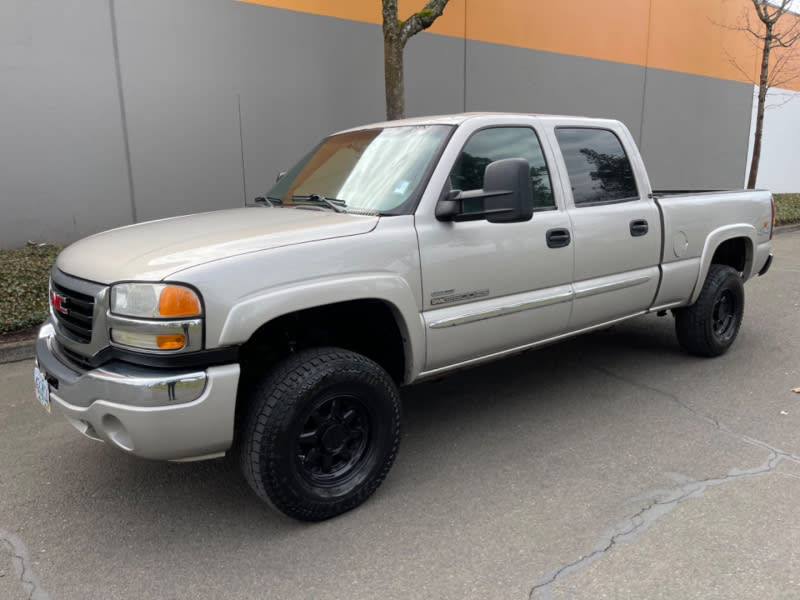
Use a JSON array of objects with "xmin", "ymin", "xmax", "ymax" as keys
[
  {"xmin": 647, "ymin": 0, "xmax": 756, "ymax": 84},
  {"xmin": 464, "ymin": 0, "xmax": 651, "ymax": 69},
  {"xmin": 237, "ymin": 0, "xmax": 800, "ymax": 92},
  {"xmin": 237, "ymin": 0, "xmax": 466, "ymax": 37}
]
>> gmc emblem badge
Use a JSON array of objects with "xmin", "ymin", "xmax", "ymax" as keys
[{"xmin": 50, "ymin": 290, "xmax": 69, "ymax": 315}]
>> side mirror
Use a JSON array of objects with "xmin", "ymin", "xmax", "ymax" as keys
[
  {"xmin": 436, "ymin": 158, "xmax": 533, "ymax": 223},
  {"xmin": 482, "ymin": 158, "xmax": 533, "ymax": 223},
  {"xmin": 276, "ymin": 171, "xmax": 287, "ymax": 182}
]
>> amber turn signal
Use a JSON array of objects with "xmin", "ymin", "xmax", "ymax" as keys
[
  {"xmin": 156, "ymin": 334, "xmax": 186, "ymax": 349},
  {"xmin": 158, "ymin": 286, "xmax": 201, "ymax": 317}
]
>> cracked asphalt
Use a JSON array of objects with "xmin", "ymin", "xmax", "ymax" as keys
[{"xmin": 1, "ymin": 230, "xmax": 798, "ymax": 600}]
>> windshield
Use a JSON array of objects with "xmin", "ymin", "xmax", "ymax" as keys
[{"xmin": 266, "ymin": 125, "xmax": 453, "ymax": 214}]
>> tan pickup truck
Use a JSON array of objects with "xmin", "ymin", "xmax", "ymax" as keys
[{"xmin": 34, "ymin": 113, "xmax": 774, "ymax": 520}]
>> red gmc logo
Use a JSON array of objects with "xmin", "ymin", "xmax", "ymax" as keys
[{"xmin": 50, "ymin": 290, "xmax": 69, "ymax": 315}]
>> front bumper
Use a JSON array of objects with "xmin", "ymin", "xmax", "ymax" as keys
[{"xmin": 35, "ymin": 321, "xmax": 240, "ymax": 461}]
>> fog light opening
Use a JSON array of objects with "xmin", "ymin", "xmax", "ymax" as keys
[{"xmin": 101, "ymin": 414, "xmax": 134, "ymax": 451}]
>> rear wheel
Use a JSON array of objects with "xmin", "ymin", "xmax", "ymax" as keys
[
  {"xmin": 239, "ymin": 347, "xmax": 401, "ymax": 521},
  {"xmin": 675, "ymin": 264, "xmax": 744, "ymax": 357}
]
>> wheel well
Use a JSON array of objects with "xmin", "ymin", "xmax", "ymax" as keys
[
  {"xmin": 238, "ymin": 299, "xmax": 407, "ymax": 387},
  {"xmin": 710, "ymin": 237, "xmax": 750, "ymax": 273}
]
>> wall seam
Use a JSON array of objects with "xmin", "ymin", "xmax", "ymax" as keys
[
  {"xmin": 109, "ymin": 0, "xmax": 137, "ymax": 224},
  {"xmin": 462, "ymin": 0, "xmax": 467, "ymax": 112},
  {"xmin": 237, "ymin": 94, "xmax": 248, "ymax": 206}
]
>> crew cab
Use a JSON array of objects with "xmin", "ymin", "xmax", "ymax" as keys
[{"xmin": 34, "ymin": 113, "xmax": 774, "ymax": 521}]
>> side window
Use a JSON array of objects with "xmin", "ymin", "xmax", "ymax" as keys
[
  {"xmin": 449, "ymin": 127, "xmax": 555, "ymax": 211},
  {"xmin": 554, "ymin": 127, "xmax": 639, "ymax": 206}
]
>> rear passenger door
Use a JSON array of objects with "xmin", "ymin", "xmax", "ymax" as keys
[{"xmin": 553, "ymin": 127, "xmax": 660, "ymax": 329}]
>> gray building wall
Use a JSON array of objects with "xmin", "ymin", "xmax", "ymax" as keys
[
  {"xmin": 0, "ymin": 0, "xmax": 753, "ymax": 249},
  {"xmin": 1, "ymin": 0, "xmax": 132, "ymax": 247}
]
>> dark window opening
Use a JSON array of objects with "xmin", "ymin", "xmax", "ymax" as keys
[{"xmin": 555, "ymin": 127, "xmax": 638, "ymax": 205}]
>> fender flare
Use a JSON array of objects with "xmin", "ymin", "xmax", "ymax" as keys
[
  {"xmin": 690, "ymin": 224, "xmax": 756, "ymax": 305},
  {"xmin": 217, "ymin": 272, "xmax": 425, "ymax": 383}
]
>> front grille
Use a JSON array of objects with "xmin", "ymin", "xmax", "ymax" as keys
[{"xmin": 51, "ymin": 280, "xmax": 95, "ymax": 343}]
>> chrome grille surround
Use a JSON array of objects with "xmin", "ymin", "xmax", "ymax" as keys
[{"xmin": 49, "ymin": 268, "xmax": 110, "ymax": 364}]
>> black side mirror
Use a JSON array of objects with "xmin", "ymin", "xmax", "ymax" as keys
[
  {"xmin": 483, "ymin": 158, "xmax": 534, "ymax": 223},
  {"xmin": 436, "ymin": 158, "xmax": 533, "ymax": 223}
]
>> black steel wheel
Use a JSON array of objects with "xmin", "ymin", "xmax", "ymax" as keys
[
  {"xmin": 240, "ymin": 347, "xmax": 401, "ymax": 521},
  {"xmin": 295, "ymin": 393, "xmax": 371, "ymax": 487},
  {"xmin": 675, "ymin": 264, "xmax": 745, "ymax": 357}
]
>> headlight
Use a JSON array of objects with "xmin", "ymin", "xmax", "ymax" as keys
[
  {"xmin": 110, "ymin": 283, "xmax": 202, "ymax": 318},
  {"xmin": 108, "ymin": 283, "xmax": 203, "ymax": 353}
]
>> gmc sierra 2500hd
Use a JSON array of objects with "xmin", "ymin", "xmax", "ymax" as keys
[{"xmin": 34, "ymin": 113, "xmax": 774, "ymax": 521}]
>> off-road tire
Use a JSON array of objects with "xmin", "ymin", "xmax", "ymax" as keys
[
  {"xmin": 675, "ymin": 264, "xmax": 744, "ymax": 357},
  {"xmin": 239, "ymin": 347, "xmax": 401, "ymax": 521}
]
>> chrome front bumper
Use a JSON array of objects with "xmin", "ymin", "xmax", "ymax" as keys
[{"xmin": 35, "ymin": 321, "xmax": 240, "ymax": 461}]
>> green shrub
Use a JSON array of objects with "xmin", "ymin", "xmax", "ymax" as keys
[
  {"xmin": 774, "ymin": 193, "xmax": 800, "ymax": 226},
  {"xmin": 0, "ymin": 245, "xmax": 61, "ymax": 334}
]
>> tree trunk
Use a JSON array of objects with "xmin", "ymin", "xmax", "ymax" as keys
[
  {"xmin": 381, "ymin": 0, "xmax": 449, "ymax": 121},
  {"xmin": 384, "ymin": 35, "xmax": 405, "ymax": 120},
  {"xmin": 747, "ymin": 23, "xmax": 772, "ymax": 189}
]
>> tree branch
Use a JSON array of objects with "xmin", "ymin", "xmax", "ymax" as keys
[{"xmin": 399, "ymin": 0, "xmax": 450, "ymax": 45}]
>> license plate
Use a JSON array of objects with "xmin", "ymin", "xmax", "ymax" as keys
[{"xmin": 34, "ymin": 365, "xmax": 51, "ymax": 414}]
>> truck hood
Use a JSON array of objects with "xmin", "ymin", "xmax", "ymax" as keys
[{"xmin": 57, "ymin": 207, "xmax": 379, "ymax": 283}]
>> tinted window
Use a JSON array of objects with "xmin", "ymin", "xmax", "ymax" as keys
[
  {"xmin": 554, "ymin": 128, "xmax": 638, "ymax": 205},
  {"xmin": 449, "ymin": 127, "xmax": 555, "ymax": 211}
]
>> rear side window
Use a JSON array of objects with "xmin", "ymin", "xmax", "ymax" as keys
[
  {"xmin": 449, "ymin": 127, "xmax": 555, "ymax": 211},
  {"xmin": 554, "ymin": 128, "xmax": 638, "ymax": 205}
]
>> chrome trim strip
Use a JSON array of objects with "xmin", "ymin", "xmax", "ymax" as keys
[
  {"xmin": 573, "ymin": 275, "xmax": 652, "ymax": 300},
  {"xmin": 428, "ymin": 290, "xmax": 573, "ymax": 329},
  {"xmin": 417, "ymin": 311, "xmax": 648, "ymax": 381},
  {"xmin": 107, "ymin": 312, "xmax": 203, "ymax": 354},
  {"xmin": 89, "ymin": 368, "xmax": 207, "ymax": 404},
  {"xmin": 648, "ymin": 301, "xmax": 684, "ymax": 312}
]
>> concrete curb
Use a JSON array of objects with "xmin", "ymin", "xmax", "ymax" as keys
[
  {"xmin": 0, "ymin": 226, "xmax": 798, "ymax": 366},
  {"xmin": 0, "ymin": 337, "xmax": 36, "ymax": 364},
  {"xmin": 775, "ymin": 223, "xmax": 800, "ymax": 235}
]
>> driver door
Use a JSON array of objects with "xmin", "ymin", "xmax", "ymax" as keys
[{"xmin": 415, "ymin": 125, "xmax": 575, "ymax": 373}]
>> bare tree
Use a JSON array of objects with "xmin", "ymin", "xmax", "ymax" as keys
[
  {"xmin": 382, "ymin": 0, "xmax": 450, "ymax": 121},
  {"xmin": 728, "ymin": 1, "xmax": 800, "ymax": 188}
]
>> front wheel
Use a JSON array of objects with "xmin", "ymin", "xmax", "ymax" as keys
[
  {"xmin": 239, "ymin": 347, "xmax": 401, "ymax": 521},
  {"xmin": 675, "ymin": 264, "xmax": 745, "ymax": 357}
]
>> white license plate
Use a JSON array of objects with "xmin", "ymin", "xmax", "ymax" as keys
[{"xmin": 34, "ymin": 365, "xmax": 51, "ymax": 414}]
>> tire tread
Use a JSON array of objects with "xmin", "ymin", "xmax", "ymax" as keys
[
  {"xmin": 675, "ymin": 264, "xmax": 744, "ymax": 357},
  {"xmin": 239, "ymin": 347, "xmax": 401, "ymax": 521}
]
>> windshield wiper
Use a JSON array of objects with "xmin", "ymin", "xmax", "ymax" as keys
[
  {"xmin": 291, "ymin": 194, "xmax": 347, "ymax": 213},
  {"xmin": 254, "ymin": 196, "xmax": 283, "ymax": 207}
]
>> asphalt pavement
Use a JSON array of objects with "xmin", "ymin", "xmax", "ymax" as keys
[{"xmin": 1, "ymin": 230, "xmax": 799, "ymax": 599}]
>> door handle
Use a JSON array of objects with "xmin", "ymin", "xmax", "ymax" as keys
[
  {"xmin": 546, "ymin": 228, "xmax": 571, "ymax": 249},
  {"xmin": 630, "ymin": 219, "xmax": 649, "ymax": 237}
]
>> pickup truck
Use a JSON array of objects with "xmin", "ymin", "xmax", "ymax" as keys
[{"xmin": 34, "ymin": 113, "xmax": 774, "ymax": 521}]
